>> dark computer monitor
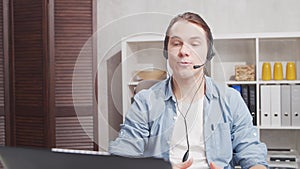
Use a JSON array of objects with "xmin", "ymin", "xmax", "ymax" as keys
[{"xmin": 0, "ymin": 146, "xmax": 171, "ymax": 169}]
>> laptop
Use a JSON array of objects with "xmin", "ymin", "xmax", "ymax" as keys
[{"xmin": 0, "ymin": 146, "xmax": 171, "ymax": 169}]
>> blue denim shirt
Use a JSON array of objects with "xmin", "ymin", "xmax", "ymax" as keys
[{"xmin": 109, "ymin": 76, "xmax": 268, "ymax": 169}]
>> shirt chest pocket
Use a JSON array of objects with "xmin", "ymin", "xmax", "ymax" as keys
[{"xmin": 211, "ymin": 122, "xmax": 232, "ymax": 159}]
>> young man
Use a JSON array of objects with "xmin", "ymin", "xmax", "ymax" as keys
[{"xmin": 109, "ymin": 12, "xmax": 268, "ymax": 169}]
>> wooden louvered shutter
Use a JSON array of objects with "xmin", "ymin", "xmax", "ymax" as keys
[
  {"xmin": 0, "ymin": 1, "xmax": 8, "ymax": 169},
  {"xmin": 0, "ymin": 0, "xmax": 5, "ymax": 147},
  {"xmin": 52, "ymin": 0, "xmax": 97, "ymax": 150},
  {"xmin": 10, "ymin": 0, "xmax": 53, "ymax": 147}
]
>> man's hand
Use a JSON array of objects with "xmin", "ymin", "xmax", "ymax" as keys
[
  {"xmin": 172, "ymin": 158, "xmax": 193, "ymax": 169},
  {"xmin": 209, "ymin": 162, "xmax": 222, "ymax": 169}
]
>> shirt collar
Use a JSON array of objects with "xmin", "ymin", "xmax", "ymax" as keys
[
  {"xmin": 164, "ymin": 77, "xmax": 175, "ymax": 102},
  {"xmin": 164, "ymin": 76, "xmax": 220, "ymax": 102},
  {"xmin": 204, "ymin": 76, "xmax": 219, "ymax": 101}
]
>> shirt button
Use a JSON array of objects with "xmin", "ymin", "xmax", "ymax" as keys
[{"xmin": 173, "ymin": 116, "xmax": 177, "ymax": 120}]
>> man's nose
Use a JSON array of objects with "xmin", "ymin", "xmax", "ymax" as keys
[{"xmin": 179, "ymin": 44, "xmax": 190, "ymax": 57}]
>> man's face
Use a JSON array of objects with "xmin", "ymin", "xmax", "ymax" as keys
[{"xmin": 167, "ymin": 20, "xmax": 208, "ymax": 79}]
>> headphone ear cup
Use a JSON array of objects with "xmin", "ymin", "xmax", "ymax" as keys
[
  {"xmin": 206, "ymin": 49, "xmax": 213, "ymax": 61},
  {"xmin": 166, "ymin": 59, "xmax": 173, "ymax": 75},
  {"xmin": 206, "ymin": 43, "xmax": 215, "ymax": 61},
  {"xmin": 163, "ymin": 50, "xmax": 168, "ymax": 59}
]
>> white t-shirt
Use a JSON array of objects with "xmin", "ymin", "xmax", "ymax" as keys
[{"xmin": 169, "ymin": 97, "xmax": 209, "ymax": 169}]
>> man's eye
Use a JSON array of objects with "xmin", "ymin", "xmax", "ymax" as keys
[
  {"xmin": 191, "ymin": 42, "xmax": 201, "ymax": 46},
  {"xmin": 171, "ymin": 41, "xmax": 181, "ymax": 46}
]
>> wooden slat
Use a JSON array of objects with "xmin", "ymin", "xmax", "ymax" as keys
[
  {"xmin": 56, "ymin": 116, "xmax": 93, "ymax": 150},
  {"xmin": 55, "ymin": 106, "xmax": 93, "ymax": 117},
  {"xmin": 13, "ymin": 0, "xmax": 44, "ymax": 108},
  {"xmin": 0, "ymin": 0, "xmax": 3, "ymax": 112},
  {"xmin": 54, "ymin": 0, "xmax": 95, "ymax": 150},
  {"xmin": 0, "ymin": 116, "xmax": 5, "ymax": 146},
  {"xmin": 11, "ymin": 0, "xmax": 49, "ymax": 147},
  {"xmin": 15, "ymin": 116, "xmax": 45, "ymax": 147},
  {"xmin": 54, "ymin": 0, "xmax": 93, "ymax": 109},
  {"xmin": 0, "ymin": 0, "xmax": 5, "ymax": 149}
]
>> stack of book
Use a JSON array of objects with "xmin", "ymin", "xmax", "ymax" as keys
[{"xmin": 230, "ymin": 84, "xmax": 256, "ymax": 125}]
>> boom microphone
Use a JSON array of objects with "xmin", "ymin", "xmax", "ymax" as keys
[{"xmin": 193, "ymin": 63, "xmax": 205, "ymax": 69}]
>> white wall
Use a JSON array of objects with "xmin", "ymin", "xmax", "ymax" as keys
[
  {"xmin": 98, "ymin": 0, "xmax": 300, "ymax": 40},
  {"xmin": 202, "ymin": 0, "xmax": 300, "ymax": 34},
  {"xmin": 96, "ymin": 0, "xmax": 300, "ymax": 151}
]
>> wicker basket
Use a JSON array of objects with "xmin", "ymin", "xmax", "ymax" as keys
[
  {"xmin": 235, "ymin": 65, "xmax": 255, "ymax": 81},
  {"xmin": 134, "ymin": 69, "xmax": 167, "ymax": 81}
]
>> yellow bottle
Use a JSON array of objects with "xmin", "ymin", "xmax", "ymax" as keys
[
  {"xmin": 273, "ymin": 62, "xmax": 283, "ymax": 80},
  {"xmin": 262, "ymin": 62, "xmax": 271, "ymax": 80},
  {"xmin": 286, "ymin": 62, "xmax": 296, "ymax": 80}
]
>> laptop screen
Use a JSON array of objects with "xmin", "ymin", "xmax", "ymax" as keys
[{"xmin": 0, "ymin": 146, "xmax": 171, "ymax": 169}]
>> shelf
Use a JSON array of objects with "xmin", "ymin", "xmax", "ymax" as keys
[
  {"xmin": 259, "ymin": 126, "xmax": 300, "ymax": 130},
  {"xmin": 259, "ymin": 80, "xmax": 300, "ymax": 84},
  {"xmin": 226, "ymin": 81, "xmax": 257, "ymax": 85}
]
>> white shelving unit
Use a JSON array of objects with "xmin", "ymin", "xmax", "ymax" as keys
[
  {"xmin": 121, "ymin": 34, "xmax": 166, "ymax": 120},
  {"xmin": 213, "ymin": 33, "xmax": 300, "ymax": 154},
  {"xmin": 121, "ymin": 33, "xmax": 300, "ymax": 153}
]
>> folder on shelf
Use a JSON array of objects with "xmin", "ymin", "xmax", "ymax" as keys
[
  {"xmin": 241, "ymin": 85, "xmax": 249, "ymax": 107},
  {"xmin": 270, "ymin": 85, "xmax": 281, "ymax": 127},
  {"xmin": 260, "ymin": 85, "xmax": 271, "ymax": 126},
  {"xmin": 231, "ymin": 84, "xmax": 256, "ymax": 125},
  {"xmin": 230, "ymin": 85, "xmax": 241, "ymax": 93},
  {"xmin": 249, "ymin": 85, "xmax": 257, "ymax": 125},
  {"xmin": 291, "ymin": 85, "xmax": 300, "ymax": 126},
  {"xmin": 281, "ymin": 85, "xmax": 291, "ymax": 126}
]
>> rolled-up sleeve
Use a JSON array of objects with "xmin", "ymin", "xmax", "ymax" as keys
[
  {"xmin": 229, "ymin": 89, "xmax": 268, "ymax": 169},
  {"xmin": 108, "ymin": 93, "xmax": 149, "ymax": 157}
]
